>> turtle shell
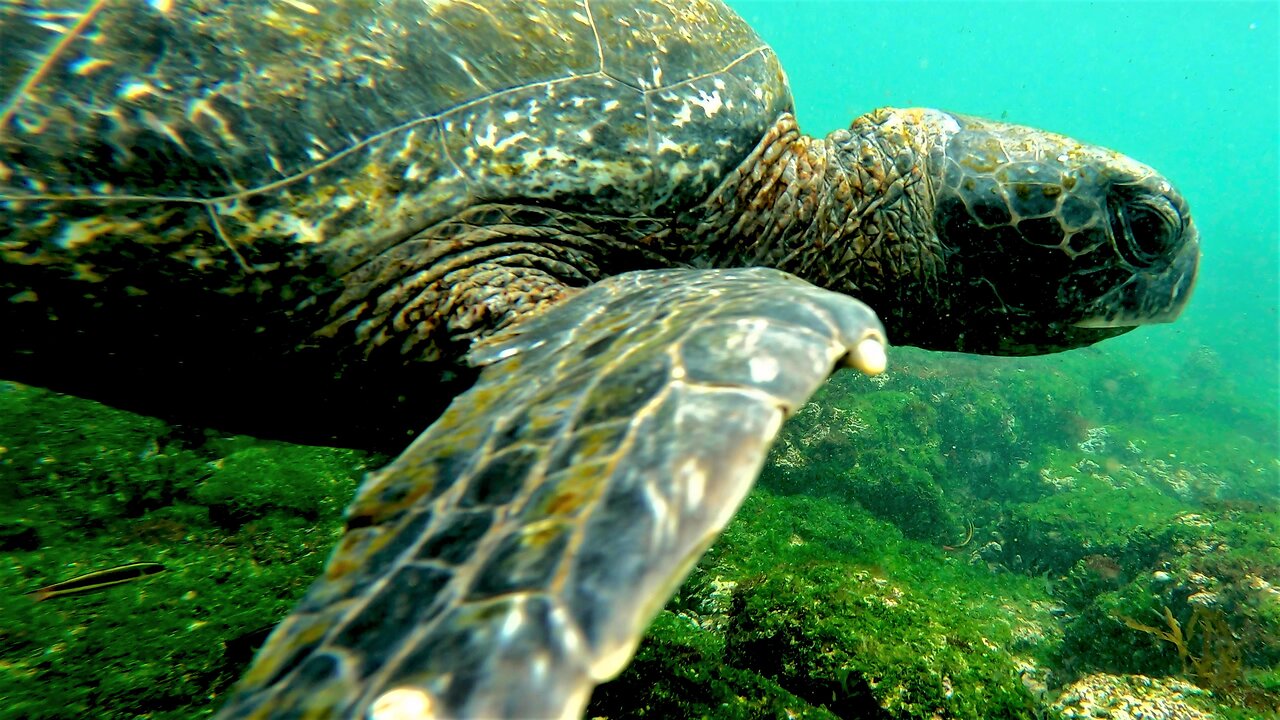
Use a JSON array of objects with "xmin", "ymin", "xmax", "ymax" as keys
[
  {"xmin": 0, "ymin": 0, "xmax": 792, "ymax": 443},
  {"xmin": 1, "ymin": 0, "xmax": 791, "ymax": 275}
]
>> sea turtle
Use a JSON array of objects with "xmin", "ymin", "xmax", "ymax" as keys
[{"xmin": 0, "ymin": 0, "xmax": 1198, "ymax": 718}]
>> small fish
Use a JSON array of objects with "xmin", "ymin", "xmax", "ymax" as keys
[
  {"xmin": 26, "ymin": 561, "xmax": 166, "ymax": 601},
  {"xmin": 1083, "ymin": 554, "xmax": 1123, "ymax": 582}
]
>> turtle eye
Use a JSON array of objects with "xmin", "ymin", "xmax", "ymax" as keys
[{"xmin": 1107, "ymin": 192, "xmax": 1181, "ymax": 268}]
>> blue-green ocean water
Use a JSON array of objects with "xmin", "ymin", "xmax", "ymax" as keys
[
  {"xmin": 1, "ymin": 3, "xmax": 1277, "ymax": 718},
  {"xmin": 732, "ymin": 0, "xmax": 1280, "ymax": 406}
]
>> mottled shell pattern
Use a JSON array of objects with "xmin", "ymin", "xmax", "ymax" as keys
[{"xmin": 1, "ymin": 0, "xmax": 789, "ymax": 288}]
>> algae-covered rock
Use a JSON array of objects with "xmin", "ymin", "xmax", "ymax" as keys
[
  {"xmin": 0, "ymin": 382, "xmax": 374, "ymax": 720},
  {"xmin": 1056, "ymin": 508, "xmax": 1280, "ymax": 711},
  {"xmin": 587, "ymin": 611, "xmax": 832, "ymax": 719},
  {"xmin": 194, "ymin": 438, "xmax": 369, "ymax": 530},
  {"xmin": 1052, "ymin": 673, "xmax": 1216, "ymax": 720},
  {"xmin": 721, "ymin": 566, "xmax": 1042, "ymax": 719},
  {"xmin": 3, "ymin": 305, "xmax": 1277, "ymax": 720},
  {"xmin": 0, "ymin": 381, "xmax": 205, "ymax": 537},
  {"xmin": 841, "ymin": 455, "xmax": 954, "ymax": 542},
  {"xmin": 764, "ymin": 377, "xmax": 958, "ymax": 544}
]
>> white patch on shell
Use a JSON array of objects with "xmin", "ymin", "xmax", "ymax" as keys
[
  {"xmin": 727, "ymin": 318, "xmax": 769, "ymax": 354},
  {"xmin": 474, "ymin": 125, "xmax": 532, "ymax": 155},
  {"xmin": 451, "ymin": 53, "xmax": 483, "ymax": 87},
  {"xmin": 603, "ymin": 99, "xmax": 620, "ymax": 112},
  {"xmin": 141, "ymin": 111, "xmax": 187, "ymax": 151},
  {"xmin": 277, "ymin": 213, "xmax": 324, "ymax": 244},
  {"xmin": 516, "ymin": 146, "xmax": 573, "ymax": 174},
  {"xmin": 280, "ymin": 0, "xmax": 319, "ymax": 13},
  {"xmin": 55, "ymin": 219, "xmax": 104, "ymax": 250},
  {"xmin": 688, "ymin": 89, "xmax": 723, "ymax": 118},
  {"xmin": 495, "ymin": 131, "xmax": 530, "ymax": 153},
  {"xmin": 499, "ymin": 607, "xmax": 523, "ymax": 641},
  {"xmin": 304, "ymin": 133, "xmax": 330, "ymax": 161},
  {"xmin": 656, "ymin": 136, "xmax": 682, "ymax": 155},
  {"xmin": 643, "ymin": 467, "xmax": 672, "ymax": 550},
  {"xmin": 671, "ymin": 104, "xmax": 692, "ymax": 128},
  {"xmin": 503, "ymin": 110, "xmax": 520, "ymax": 123}
]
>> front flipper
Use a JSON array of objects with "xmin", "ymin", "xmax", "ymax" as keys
[{"xmin": 218, "ymin": 268, "xmax": 886, "ymax": 719}]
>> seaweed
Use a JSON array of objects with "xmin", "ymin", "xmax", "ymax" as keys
[{"xmin": 1122, "ymin": 605, "xmax": 1277, "ymax": 712}]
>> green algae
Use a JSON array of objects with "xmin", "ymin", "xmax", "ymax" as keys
[
  {"xmin": 194, "ymin": 438, "xmax": 367, "ymax": 530},
  {"xmin": 0, "ymin": 381, "xmax": 374, "ymax": 720},
  {"xmin": 590, "ymin": 490, "xmax": 1057, "ymax": 719},
  {"xmin": 0, "ymin": 338, "xmax": 1276, "ymax": 719}
]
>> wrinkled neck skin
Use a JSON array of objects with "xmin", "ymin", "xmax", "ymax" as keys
[{"xmin": 683, "ymin": 110, "xmax": 947, "ymax": 347}]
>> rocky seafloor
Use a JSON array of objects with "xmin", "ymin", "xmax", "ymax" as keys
[{"xmin": 1, "ymin": 344, "xmax": 1276, "ymax": 719}]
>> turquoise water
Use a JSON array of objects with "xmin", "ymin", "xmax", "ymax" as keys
[
  {"xmin": 1, "ymin": 3, "xmax": 1277, "ymax": 718},
  {"xmin": 733, "ymin": 0, "xmax": 1280, "ymax": 403}
]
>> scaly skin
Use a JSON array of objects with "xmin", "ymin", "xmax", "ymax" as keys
[
  {"xmin": 684, "ymin": 109, "xmax": 1200, "ymax": 355},
  {"xmin": 330, "ymin": 103, "xmax": 1203, "ymax": 370}
]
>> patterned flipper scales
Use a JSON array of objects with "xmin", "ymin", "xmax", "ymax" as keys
[{"xmin": 217, "ymin": 267, "xmax": 887, "ymax": 719}]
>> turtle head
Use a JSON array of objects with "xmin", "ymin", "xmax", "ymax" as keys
[{"xmin": 839, "ymin": 108, "xmax": 1200, "ymax": 356}]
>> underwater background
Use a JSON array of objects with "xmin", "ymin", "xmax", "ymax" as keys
[
  {"xmin": 1, "ymin": 2, "xmax": 1277, "ymax": 719},
  {"xmin": 735, "ymin": 0, "xmax": 1280, "ymax": 405}
]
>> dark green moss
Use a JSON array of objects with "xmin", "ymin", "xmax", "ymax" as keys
[
  {"xmin": 194, "ymin": 438, "xmax": 367, "ymax": 530},
  {"xmin": 588, "ymin": 611, "xmax": 834, "ymax": 719},
  {"xmin": 0, "ymin": 381, "xmax": 372, "ymax": 720}
]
